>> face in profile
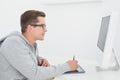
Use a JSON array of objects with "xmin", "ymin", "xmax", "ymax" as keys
[{"xmin": 31, "ymin": 17, "xmax": 47, "ymax": 40}]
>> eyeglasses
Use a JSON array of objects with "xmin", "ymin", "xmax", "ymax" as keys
[{"xmin": 31, "ymin": 24, "xmax": 46, "ymax": 29}]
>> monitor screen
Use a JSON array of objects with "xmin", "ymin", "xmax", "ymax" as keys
[{"xmin": 97, "ymin": 16, "xmax": 110, "ymax": 52}]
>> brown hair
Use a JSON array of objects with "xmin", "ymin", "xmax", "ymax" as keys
[{"xmin": 20, "ymin": 10, "xmax": 46, "ymax": 33}]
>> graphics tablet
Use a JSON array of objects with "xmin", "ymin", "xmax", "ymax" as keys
[{"xmin": 64, "ymin": 65, "xmax": 85, "ymax": 74}]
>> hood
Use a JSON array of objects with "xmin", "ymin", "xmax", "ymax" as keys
[
  {"xmin": 0, "ymin": 31, "xmax": 27, "ymax": 46},
  {"xmin": 0, "ymin": 31, "xmax": 37, "ymax": 47}
]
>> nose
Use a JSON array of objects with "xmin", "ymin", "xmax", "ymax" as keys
[{"xmin": 44, "ymin": 28, "xmax": 47, "ymax": 32}]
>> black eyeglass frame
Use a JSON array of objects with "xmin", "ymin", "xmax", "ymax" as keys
[{"xmin": 31, "ymin": 24, "xmax": 46, "ymax": 29}]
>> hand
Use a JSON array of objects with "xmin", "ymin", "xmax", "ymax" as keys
[
  {"xmin": 38, "ymin": 58, "xmax": 50, "ymax": 67},
  {"xmin": 66, "ymin": 60, "xmax": 78, "ymax": 71}
]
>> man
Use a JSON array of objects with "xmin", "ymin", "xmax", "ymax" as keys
[{"xmin": 0, "ymin": 10, "xmax": 78, "ymax": 80}]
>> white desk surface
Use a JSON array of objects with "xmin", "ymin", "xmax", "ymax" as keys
[
  {"xmin": 54, "ymin": 62, "xmax": 120, "ymax": 80},
  {"xmin": 55, "ymin": 64, "xmax": 120, "ymax": 80},
  {"xmin": 45, "ymin": 55, "xmax": 120, "ymax": 80}
]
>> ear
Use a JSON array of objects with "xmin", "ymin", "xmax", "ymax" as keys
[{"xmin": 27, "ymin": 25, "xmax": 34, "ymax": 32}]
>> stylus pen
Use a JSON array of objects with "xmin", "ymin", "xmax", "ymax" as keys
[{"xmin": 73, "ymin": 55, "xmax": 75, "ymax": 60}]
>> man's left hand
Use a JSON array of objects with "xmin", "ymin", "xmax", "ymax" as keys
[{"xmin": 38, "ymin": 58, "xmax": 50, "ymax": 67}]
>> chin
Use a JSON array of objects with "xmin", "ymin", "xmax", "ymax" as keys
[
  {"xmin": 39, "ymin": 38, "xmax": 44, "ymax": 40},
  {"xmin": 41, "ymin": 39, "xmax": 44, "ymax": 41}
]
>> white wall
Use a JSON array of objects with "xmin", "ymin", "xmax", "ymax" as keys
[
  {"xmin": 0, "ymin": 0, "xmax": 108, "ymax": 64},
  {"xmin": 103, "ymin": 0, "xmax": 120, "ymax": 12},
  {"xmin": 38, "ymin": 2, "xmax": 103, "ymax": 64}
]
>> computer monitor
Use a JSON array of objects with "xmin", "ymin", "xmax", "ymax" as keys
[{"xmin": 96, "ymin": 12, "xmax": 120, "ymax": 70}]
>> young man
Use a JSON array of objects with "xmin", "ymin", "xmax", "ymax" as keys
[{"xmin": 0, "ymin": 10, "xmax": 78, "ymax": 80}]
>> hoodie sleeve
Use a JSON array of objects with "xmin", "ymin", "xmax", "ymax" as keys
[{"xmin": 0, "ymin": 36, "xmax": 71, "ymax": 80}]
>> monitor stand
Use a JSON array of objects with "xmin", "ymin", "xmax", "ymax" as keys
[{"xmin": 96, "ymin": 48, "xmax": 119, "ymax": 71}]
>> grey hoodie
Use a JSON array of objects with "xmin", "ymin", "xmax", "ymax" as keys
[{"xmin": 0, "ymin": 31, "xmax": 70, "ymax": 80}]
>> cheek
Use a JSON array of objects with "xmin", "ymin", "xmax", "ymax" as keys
[
  {"xmin": 34, "ymin": 28, "xmax": 44, "ymax": 38},
  {"xmin": 35, "ymin": 28, "xmax": 42, "ymax": 34},
  {"xmin": 37, "ymin": 30, "xmax": 43, "ymax": 37}
]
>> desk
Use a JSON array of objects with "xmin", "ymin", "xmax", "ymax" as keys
[
  {"xmin": 45, "ymin": 55, "xmax": 120, "ymax": 80},
  {"xmin": 54, "ymin": 63, "xmax": 120, "ymax": 80}
]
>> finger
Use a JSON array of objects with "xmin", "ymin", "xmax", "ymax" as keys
[
  {"xmin": 39, "ymin": 60, "xmax": 42, "ymax": 64},
  {"xmin": 42, "ymin": 61, "xmax": 50, "ymax": 67},
  {"xmin": 42, "ymin": 60, "xmax": 47, "ymax": 66},
  {"xmin": 74, "ymin": 60, "xmax": 78, "ymax": 63}
]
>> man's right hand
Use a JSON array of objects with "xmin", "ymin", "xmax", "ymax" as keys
[{"xmin": 66, "ymin": 60, "xmax": 78, "ymax": 71}]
